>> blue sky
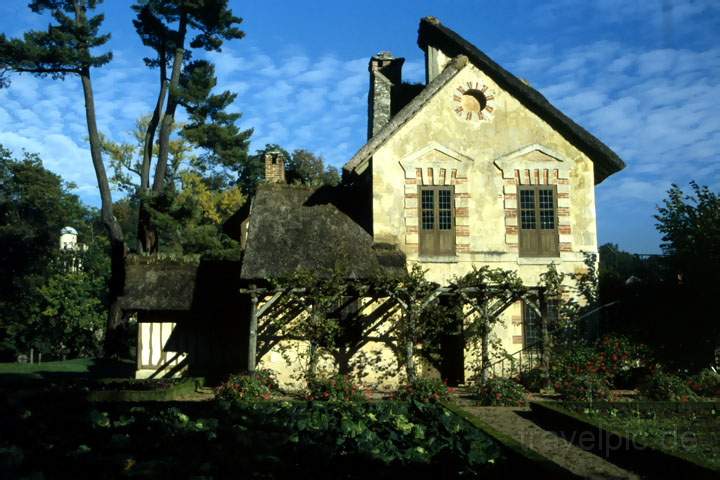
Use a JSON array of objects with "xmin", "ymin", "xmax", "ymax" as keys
[{"xmin": 0, "ymin": 0, "xmax": 718, "ymax": 253}]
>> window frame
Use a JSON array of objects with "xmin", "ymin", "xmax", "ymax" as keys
[
  {"xmin": 522, "ymin": 298, "xmax": 559, "ymax": 348},
  {"xmin": 418, "ymin": 185, "xmax": 456, "ymax": 257},
  {"xmin": 518, "ymin": 184, "xmax": 559, "ymax": 257}
]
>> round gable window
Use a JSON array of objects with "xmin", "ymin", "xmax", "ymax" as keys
[
  {"xmin": 453, "ymin": 83, "xmax": 495, "ymax": 121},
  {"xmin": 461, "ymin": 89, "xmax": 487, "ymax": 114}
]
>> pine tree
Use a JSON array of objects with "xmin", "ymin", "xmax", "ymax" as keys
[
  {"xmin": 131, "ymin": 0, "xmax": 249, "ymax": 253},
  {"xmin": 0, "ymin": 0, "xmax": 126, "ymax": 356}
]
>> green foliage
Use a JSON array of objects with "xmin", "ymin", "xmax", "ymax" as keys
[
  {"xmin": 215, "ymin": 371, "xmax": 278, "ymax": 402},
  {"xmin": 473, "ymin": 378, "xmax": 527, "ymax": 406},
  {"xmin": 0, "ymin": 147, "xmax": 108, "ymax": 360},
  {"xmin": 688, "ymin": 369, "xmax": 720, "ymax": 398},
  {"xmin": 1, "ymin": 397, "xmax": 504, "ymax": 477},
  {"xmin": 242, "ymin": 145, "xmax": 341, "ymax": 195},
  {"xmin": 0, "ymin": 0, "xmax": 112, "ymax": 82},
  {"xmin": 655, "ymin": 182, "xmax": 720, "ymax": 281},
  {"xmin": 554, "ymin": 372, "xmax": 612, "ymax": 402},
  {"xmin": 306, "ymin": 373, "xmax": 367, "ymax": 402},
  {"xmin": 593, "ymin": 335, "xmax": 651, "ymax": 380},
  {"xmin": 394, "ymin": 378, "xmax": 450, "ymax": 403},
  {"xmin": 639, "ymin": 370, "xmax": 698, "ymax": 402},
  {"xmin": 517, "ymin": 367, "xmax": 546, "ymax": 393},
  {"xmin": 569, "ymin": 403, "xmax": 720, "ymax": 471},
  {"xmin": 179, "ymin": 60, "xmax": 253, "ymax": 187},
  {"xmin": 285, "ymin": 148, "xmax": 341, "ymax": 187}
]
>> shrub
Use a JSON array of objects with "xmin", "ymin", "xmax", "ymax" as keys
[
  {"xmin": 473, "ymin": 378, "xmax": 527, "ymax": 406},
  {"xmin": 394, "ymin": 377, "xmax": 450, "ymax": 403},
  {"xmin": 215, "ymin": 370, "xmax": 277, "ymax": 402},
  {"xmin": 639, "ymin": 370, "xmax": 697, "ymax": 401},
  {"xmin": 554, "ymin": 372, "xmax": 611, "ymax": 402},
  {"xmin": 688, "ymin": 369, "xmax": 720, "ymax": 398},
  {"xmin": 594, "ymin": 335, "xmax": 651, "ymax": 379},
  {"xmin": 517, "ymin": 367, "xmax": 546, "ymax": 392},
  {"xmin": 306, "ymin": 373, "xmax": 367, "ymax": 402}
]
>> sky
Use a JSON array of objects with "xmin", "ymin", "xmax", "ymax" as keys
[{"xmin": 0, "ymin": 0, "xmax": 718, "ymax": 253}]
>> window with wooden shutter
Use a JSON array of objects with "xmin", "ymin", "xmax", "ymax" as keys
[
  {"xmin": 518, "ymin": 185, "xmax": 559, "ymax": 257},
  {"xmin": 419, "ymin": 185, "xmax": 455, "ymax": 256}
]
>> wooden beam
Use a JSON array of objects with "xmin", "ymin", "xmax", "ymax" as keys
[
  {"xmin": 248, "ymin": 285, "xmax": 259, "ymax": 373},
  {"xmin": 257, "ymin": 289, "xmax": 287, "ymax": 319}
]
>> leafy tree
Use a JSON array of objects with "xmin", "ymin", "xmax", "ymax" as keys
[
  {"xmin": 32, "ymin": 246, "xmax": 109, "ymax": 359},
  {"xmin": 0, "ymin": 0, "xmax": 126, "ymax": 355},
  {"xmin": 1, "ymin": 1, "xmax": 251, "ymax": 355},
  {"xmin": 102, "ymin": 116, "xmax": 244, "ymax": 255},
  {"xmin": 286, "ymin": 149, "xmax": 340, "ymax": 187},
  {"xmin": 655, "ymin": 182, "xmax": 720, "ymax": 288},
  {"xmin": 242, "ymin": 145, "xmax": 342, "ymax": 195},
  {"xmin": 0, "ymin": 146, "xmax": 108, "ymax": 360},
  {"xmin": 596, "ymin": 183, "xmax": 719, "ymax": 370},
  {"xmin": 654, "ymin": 182, "xmax": 720, "ymax": 367},
  {"xmin": 131, "ymin": 0, "xmax": 251, "ymax": 253}
]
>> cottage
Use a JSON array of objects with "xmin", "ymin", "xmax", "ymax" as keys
[{"xmin": 120, "ymin": 17, "xmax": 623, "ymax": 386}]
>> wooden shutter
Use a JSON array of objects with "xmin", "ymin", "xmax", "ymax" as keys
[
  {"xmin": 519, "ymin": 185, "xmax": 559, "ymax": 257},
  {"xmin": 419, "ymin": 186, "xmax": 455, "ymax": 256}
]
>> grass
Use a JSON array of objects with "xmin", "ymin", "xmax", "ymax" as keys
[
  {"xmin": 570, "ymin": 403, "xmax": 720, "ymax": 471},
  {"xmin": 0, "ymin": 358, "xmax": 135, "ymax": 379}
]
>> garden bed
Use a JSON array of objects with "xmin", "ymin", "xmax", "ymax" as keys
[
  {"xmin": 0, "ymin": 395, "xmax": 511, "ymax": 479},
  {"xmin": 530, "ymin": 401, "xmax": 720, "ymax": 478}
]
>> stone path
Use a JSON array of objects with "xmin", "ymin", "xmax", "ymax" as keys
[{"xmin": 455, "ymin": 399, "xmax": 640, "ymax": 480}]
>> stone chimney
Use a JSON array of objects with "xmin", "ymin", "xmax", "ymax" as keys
[
  {"xmin": 368, "ymin": 51, "xmax": 405, "ymax": 140},
  {"xmin": 264, "ymin": 150, "xmax": 286, "ymax": 183}
]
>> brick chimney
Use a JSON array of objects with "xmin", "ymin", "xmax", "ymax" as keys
[
  {"xmin": 264, "ymin": 150, "xmax": 286, "ymax": 183},
  {"xmin": 368, "ymin": 51, "xmax": 405, "ymax": 140}
]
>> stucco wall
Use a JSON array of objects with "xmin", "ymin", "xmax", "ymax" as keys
[{"xmin": 372, "ymin": 62, "xmax": 598, "ymax": 281}]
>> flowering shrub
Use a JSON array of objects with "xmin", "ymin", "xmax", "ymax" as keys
[
  {"xmin": 554, "ymin": 372, "xmax": 612, "ymax": 402},
  {"xmin": 639, "ymin": 370, "xmax": 697, "ymax": 401},
  {"xmin": 473, "ymin": 378, "xmax": 527, "ymax": 406},
  {"xmin": 306, "ymin": 374, "xmax": 367, "ymax": 402},
  {"xmin": 551, "ymin": 335, "xmax": 651, "ymax": 389},
  {"xmin": 593, "ymin": 335, "xmax": 650, "ymax": 379},
  {"xmin": 688, "ymin": 369, "xmax": 720, "ymax": 398},
  {"xmin": 394, "ymin": 378, "xmax": 450, "ymax": 403},
  {"xmin": 215, "ymin": 370, "xmax": 277, "ymax": 402}
]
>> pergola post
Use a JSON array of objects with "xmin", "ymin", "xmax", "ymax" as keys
[
  {"xmin": 248, "ymin": 285, "xmax": 258, "ymax": 374},
  {"xmin": 539, "ymin": 289, "xmax": 551, "ymax": 389}
]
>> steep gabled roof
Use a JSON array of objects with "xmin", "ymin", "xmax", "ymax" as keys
[
  {"xmin": 345, "ymin": 17, "xmax": 625, "ymax": 184},
  {"xmin": 418, "ymin": 17, "xmax": 624, "ymax": 183},
  {"xmin": 240, "ymin": 183, "xmax": 406, "ymax": 280}
]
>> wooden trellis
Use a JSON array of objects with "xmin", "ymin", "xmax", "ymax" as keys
[{"xmin": 239, "ymin": 281, "xmax": 548, "ymax": 383}]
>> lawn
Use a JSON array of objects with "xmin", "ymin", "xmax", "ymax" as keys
[{"xmin": 0, "ymin": 358, "xmax": 135, "ymax": 380}]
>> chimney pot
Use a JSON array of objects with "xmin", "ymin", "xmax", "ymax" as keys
[{"xmin": 264, "ymin": 150, "xmax": 286, "ymax": 184}]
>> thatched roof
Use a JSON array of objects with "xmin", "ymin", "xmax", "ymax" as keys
[
  {"xmin": 239, "ymin": 183, "xmax": 406, "ymax": 280},
  {"xmin": 119, "ymin": 257, "xmax": 199, "ymax": 311},
  {"xmin": 416, "ymin": 17, "xmax": 624, "ymax": 183}
]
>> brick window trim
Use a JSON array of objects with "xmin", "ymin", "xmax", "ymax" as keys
[{"xmin": 494, "ymin": 145, "xmax": 572, "ymax": 254}]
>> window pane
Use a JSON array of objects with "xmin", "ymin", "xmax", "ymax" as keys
[
  {"xmin": 524, "ymin": 302, "xmax": 541, "ymax": 346},
  {"xmin": 540, "ymin": 210, "xmax": 555, "ymax": 229},
  {"xmin": 422, "ymin": 210, "xmax": 434, "ymax": 230},
  {"xmin": 438, "ymin": 189, "xmax": 451, "ymax": 209},
  {"xmin": 539, "ymin": 189, "xmax": 554, "ymax": 209},
  {"xmin": 421, "ymin": 190, "xmax": 434, "ymax": 210},
  {"xmin": 439, "ymin": 211, "xmax": 452, "ymax": 230},
  {"xmin": 520, "ymin": 190, "xmax": 535, "ymax": 209},
  {"xmin": 521, "ymin": 210, "xmax": 536, "ymax": 229}
]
